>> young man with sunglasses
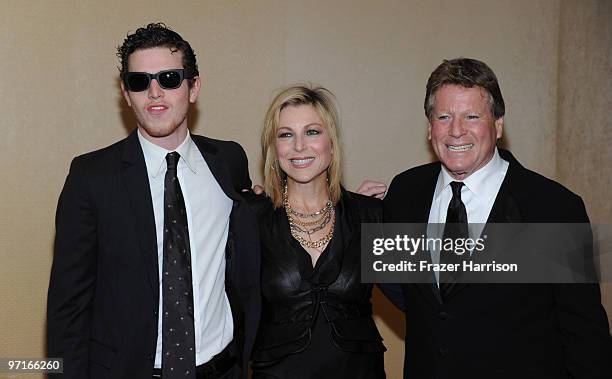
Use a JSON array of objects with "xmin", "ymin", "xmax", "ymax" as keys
[{"xmin": 47, "ymin": 23, "xmax": 260, "ymax": 379}]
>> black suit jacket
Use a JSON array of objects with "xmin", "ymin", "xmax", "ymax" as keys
[
  {"xmin": 47, "ymin": 131, "xmax": 261, "ymax": 379},
  {"xmin": 381, "ymin": 149, "xmax": 611, "ymax": 379}
]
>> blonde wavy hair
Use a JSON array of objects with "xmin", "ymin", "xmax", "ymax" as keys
[{"xmin": 261, "ymin": 84, "xmax": 343, "ymax": 208}]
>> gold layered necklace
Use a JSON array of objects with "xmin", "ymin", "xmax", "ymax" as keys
[{"xmin": 283, "ymin": 183, "xmax": 335, "ymax": 250}]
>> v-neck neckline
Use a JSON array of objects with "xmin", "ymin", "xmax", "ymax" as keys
[{"xmin": 282, "ymin": 208, "xmax": 337, "ymax": 281}]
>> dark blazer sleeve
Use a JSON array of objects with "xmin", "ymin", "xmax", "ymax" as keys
[
  {"xmin": 354, "ymin": 191, "xmax": 407, "ymax": 312},
  {"xmin": 222, "ymin": 140, "xmax": 261, "ymax": 375},
  {"xmin": 377, "ymin": 175, "xmax": 407, "ymax": 312},
  {"xmin": 517, "ymin": 166, "xmax": 612, "ymax": 377},
  {"xmin": 552, "ymin": 196, "xmax": 612, "ymax": 378},
  {"xmin": 47, "ymin": 157, "xmax": 97, "ymax": 378},
  {"xmin": 230, "ymin": 141, "xmax": 252, "ymax": 191}
]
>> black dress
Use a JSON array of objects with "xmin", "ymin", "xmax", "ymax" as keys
[{"xmin": 248, "ymin": 189, "xmax": 386, "ymax": 379}]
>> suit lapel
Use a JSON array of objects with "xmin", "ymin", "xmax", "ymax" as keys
[
  {"xmin": 191, "ymin": 135, "xmax": 243, "ymax": 290},
  {"xmin": 413, "ymin": 169, "xmax": 438, "ymax": 222},
  {"xmin": 121, "ymin": 131, "xmax": 159, "ymax": 297},
  {"xmin": 412, "ymin": 165, "xmax": 445, "ymax": 306},
  {"xmin": 486, "ymin": 182, "xmax": 522, "ymax": 224},
  {"xmin": 487, "ymin": 149, "xmax": 524, "ymax": 225},
  {"xmin": 192, "ymin": 136, "xmax": 242, "ymax": 202}
]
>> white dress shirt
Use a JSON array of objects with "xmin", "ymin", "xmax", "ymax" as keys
[
  {"xmin": 427, "ymin": 148, "xmax": 509, "ymax": 281},
  {"xmin": 138, "ymin": 130, "xmax": 234, "ymax": 367}
]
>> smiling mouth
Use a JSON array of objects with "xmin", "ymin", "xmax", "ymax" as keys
[
  {"xmin": 447, "ymin": 144, "xmax": 474, "ymax": 152},
  {"xmin": 290, "ymin": 157, "xmax": 315, "ymax": 167}
]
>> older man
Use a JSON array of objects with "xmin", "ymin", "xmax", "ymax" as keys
[{"xmin": 381, "ymin": 58, "xmax": 611, "ymax": 378}]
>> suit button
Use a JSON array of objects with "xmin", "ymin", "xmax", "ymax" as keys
[
  {"xmin": 439, "ymin": 311, "xmax": 450, "ymax": 320},
  {"xmin": 438, "ymin": 348, "xmax": 447, "ymax": 357}
]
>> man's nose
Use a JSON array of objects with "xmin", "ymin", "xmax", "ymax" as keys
[
  {"xmin": 148, "ymin": 79, "xmax": 163, "ymax": 99},
  {"xmin": 449, "ymin": 118, "xmax": 466, "ymax": 138}
]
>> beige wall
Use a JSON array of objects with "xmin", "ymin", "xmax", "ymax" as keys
[
  {"xmin": 556, "ymin": 0, "xmax": 612, "ymax": 323},
  {"xmin": 1, "ymin": 1, "xmax": 610, "ymax": 378}
]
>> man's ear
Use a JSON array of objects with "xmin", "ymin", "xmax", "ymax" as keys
[
  {"xmin": 495, "ymin": 116, "xmax": 504, "ymax": 139},
  {"xmin": 120, "ymin": 80, "xmax": 132, "ymax": 107},
  {"xmin": 189, "ymin": 76, "xmax": 202, "ymax": 104},
  {"xmin": 427, "ymin": 121, "xmax": 432, "ymax": 141}
]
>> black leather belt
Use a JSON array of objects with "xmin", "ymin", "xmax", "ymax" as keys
[{"xmin": 152, "ymin": 344, "xmax": 236, "ymax": 379}]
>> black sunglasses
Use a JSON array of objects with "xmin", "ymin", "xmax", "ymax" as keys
[{"xmin": 123, "ymin": 69, "xmax": 194, "ymax": 92}]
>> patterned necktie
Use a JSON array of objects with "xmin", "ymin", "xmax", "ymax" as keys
[
  {"xmin": 439, "ymin": 181, "xmax": 468, "ymax": 300},
  {"xmin": 162, "ymin": 152, "xmax": 196, "ymax": 379}
]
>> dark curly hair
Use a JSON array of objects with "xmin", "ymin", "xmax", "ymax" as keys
[{"xmin": 117, "ymin": 22, "xmax": 199, "ymax": 87}]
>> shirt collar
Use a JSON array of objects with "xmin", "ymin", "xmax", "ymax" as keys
[
  {"xmin": 137, "ymin": 129, "xmax": 198, "ymax": 178},
  {"xmin": 435, "ymin": 147, "xmax": 504, "ymax": 199}
]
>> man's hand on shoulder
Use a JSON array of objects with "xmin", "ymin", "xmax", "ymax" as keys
[
  {"xmin": 242, "ymin": 184, "xmax": 264, "ymax": 194},
  {"xmin": 357, "ymin": 180, "xmax": 387, "ymax": 199}
]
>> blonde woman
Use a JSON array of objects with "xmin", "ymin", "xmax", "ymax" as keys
[{"xmin": 247, "ymin": 85, "xmax": 386, "ymax": 378}]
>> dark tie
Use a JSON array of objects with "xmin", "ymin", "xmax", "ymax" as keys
[
  {"xmin": 162, "ymin": 152, "xmax": 196, "ymax": 379},
  {"xmin": 439, "ymin": 181, "xmax": 468, "ymax": 300}
]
